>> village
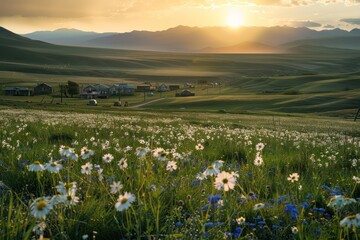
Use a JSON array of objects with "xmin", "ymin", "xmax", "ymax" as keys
[{"xmin": 3, "ymin": 81, "xmax": 224, "ymax": 104}]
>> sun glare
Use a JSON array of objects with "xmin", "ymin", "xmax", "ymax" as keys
[{"xmin": 226, "ymin": 11, "xmax": 244, "ymax": 28}]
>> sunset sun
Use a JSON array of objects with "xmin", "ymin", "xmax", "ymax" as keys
[{"xmin": 226, "ymin": 11, "xmax": 245, "ymax": 28}]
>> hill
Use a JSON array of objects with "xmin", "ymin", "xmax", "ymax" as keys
[
  {"xmin": 23, "ymin": 28, "xmax": 116, "ymax": 46},
  {"xmin": 283, "ymin": 36, "xmax": 360, "ymax": 50},
  {"xmin": 200, "ymin": 42, "xmax": 282, "ymax": 53}
]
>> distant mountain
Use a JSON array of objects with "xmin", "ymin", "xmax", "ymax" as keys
[
  {"xmin": 22, "ymin": 25, "xmax": 360, "ymax": 52},
  {"xmin": 84, "ymin": 25, "xmax": 359, "ymax": 52},
  {"xmin": 200, "ymin": 42, "xmax": 282, "ymax": 53},
  {"xmin": 283, "ymin": 36, "xmax": 360, "ymax": 50},
  {"xmin": 23, "ymin": 28, "xmax": 116, "ymax": 46}
]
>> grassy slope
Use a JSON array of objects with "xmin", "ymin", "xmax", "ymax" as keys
[{"xmin": 1, "ymin": 27, "xmax": 360, "ymax": 117}]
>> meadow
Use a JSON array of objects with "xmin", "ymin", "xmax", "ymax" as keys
[{"xmin": 0, "ymin": 106, "xmax": 359, "ymax": 239}]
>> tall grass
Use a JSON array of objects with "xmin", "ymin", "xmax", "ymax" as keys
[{"xmin": 0, "ymin": 108, "xmax": 359, "ymax": 239}]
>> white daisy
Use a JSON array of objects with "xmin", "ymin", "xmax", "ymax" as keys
[
  {"xmin": 81, "ymin": 162, "xmax": 93, "ymax": 175},
  {"xmin": 110, "ymin": 181, "xmax": 123, "ymax": 194},
  {"xmin": 287, "ymin": 173, "xmax": 300, "ymax": 183},
  {"xmin": 28, "ymin": 161, "xmax": 45, "ymax": 172},
  {"xmin": 30, "ymin": 197, "xmax": 52, "ymax": 219},
  {"xmin": 115, "ymin": 192, "xmax": 136, "ymax": 211},
  {"xmin": 102, "ymin": 153, "xmax": 114, "ymax": 163},
  {"xmin": 214, "ymin": 171, "xmax": 236, "ymax": 191},
  {"xmin": 166, "ymin": 161, "xmax": 177, "ymax": 172},
  {"xmin": 118, "ymin": 158, "xmax": 128, "ymax": 170}
]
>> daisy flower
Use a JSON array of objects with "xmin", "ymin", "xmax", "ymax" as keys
[
  {"xmin": 214, "ymin": 171, "xmax": 236, "ymax": 191},
  {"xmin": 28, "ymin": 161, "xmax": 45, "ymax": 172},
  {"xmin": 115, "ymin": 192, "xmax": 136, "ymax": 211},
  {"xmin": 102, "ymin": 153, "xmax": 114, "ymax": 163},
  {"xmin": 136, "ymin": 147, "xmax": 150, "ymax": 158},
  {"xmin": 81, "ymin": 162, "xmax": 93, "ymax": 175},
  {"xmin": 45, "ymin": 161, "xmax": 63, "ymax": 173},
  {"xmin": 30, "ymin": 197, "xmax": 52, "ymax": 219},
  {"xmin": 256, "ymin": 143, "xmax": 265, "ymax": 151},
  {"xmin": 287, "ymin": 173, "xmax": 300, "ymax": 183},
  {"xmin": 253, "ymin": 203, "xmax": 265, "ymax": 211},
  {"xmin": 340, "ymin": 214, "xmax": 360, "ymax": 228},
  {"xmin": 59, "ymin": 145, "xmax": 74, "ymax": 156},
  {"xmin": 291, "ymin": 226, "xmax": 299, "ymax": 234},
  {"xmin": 352, "ymin": 176, "xmax": 360, "ymax": 184},
  {"xmin": 328, "ymin": 195, "xmax": 356, "ymax": 209},
  {"xmin": 110, "ymin": 181, "xmax": 123, "ymax": 194},
  {"xmin": 195, "ymin": 143, "xmax": 204, "ymax": 150},
  {"xmin": 254, "ymin": 154, "xmax": 263, "ymax": 166},
  {"xmin": 236, "ymin": 217, "xmax": 246, "ymax": 225},
  {"xmin": 203, "ymin": 164, "xmax": 220, "ymax": 177},
  {"xmin": 118, "ymin": 158, "xmax": 128, "ymax": 170},
  {"xmin": 166, "ymin": 161, "xmax": 177, "ymax": 172},
  {"xmin": 81, "ymin": 147, "xmax": 94, "ymax": 159}
]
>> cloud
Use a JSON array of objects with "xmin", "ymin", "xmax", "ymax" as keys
[
  {"xmin": 249, "ymin": 0, "xmax": 360, "ymax": 6},
  {"xmin": 340, "ymin": 18, "xmax": 360, "ymax": 25},
  {"xmin": 289, "ymin": 20, "xmax": 322, "ymax": 28},
  {"xmin": 1, "ymin": 0, "xmax": 360, "ymax": 18},
  {"xmin": 0, "ymin": 0, "xmax": 100, "ymax": 18},
  {"xmin": 323, "ymin": 24, "xmax": 335, "ymax": 28}
]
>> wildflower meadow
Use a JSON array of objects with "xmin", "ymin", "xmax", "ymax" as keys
[{"xmin": 0, "ymin": 108, "xmax": 359, "ymax": 239}]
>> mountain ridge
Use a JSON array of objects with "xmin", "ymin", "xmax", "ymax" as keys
[{"xmin": 20, "ymin": 25, "xmax": 360, "ymax": 52}]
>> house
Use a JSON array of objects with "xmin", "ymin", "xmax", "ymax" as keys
[
  {"xmin": 111, "ymin": 84, "xmax": 135, "ymax": 96},
  {"xmin": 136, "ymin": 85, "xmax": 151, "ymax": 92},
  {"xmin": 4, "ymin": 87, "xmax": 33, "ymax": 96},
  {"xmin": 34, "ymin": 83, "xmax": 53, "ymax": 95},
  {"xmin": 169, "ymin": 85, "xmax": 180, "ymax": 91},
  {"xmin": 176, "ymin": 89, "xmax": 195, "ymax": 97},
  {"xmin": 157, "ymin": 84, "xmax": 168, "ymax": 92},
  {"xmin": 81, "ymin": 84, "xmax": 111, "ymax": 98}
]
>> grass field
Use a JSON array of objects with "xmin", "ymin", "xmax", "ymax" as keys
[
  {"xmin": 1, "ymin": 29, "xmax": 360, "ymax": 239},
  {"xmin": 0, "ymin": 107, "xmax": 359, "ymax": 239}
]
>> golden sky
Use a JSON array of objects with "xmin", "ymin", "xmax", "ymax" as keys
[{"xmin": 1, "ymin": 0, "xmax": 360, "ymax": 33}]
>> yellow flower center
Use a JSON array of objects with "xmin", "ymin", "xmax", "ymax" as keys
[
  {"xmin": 222, "ymin": 178, "xmax": 228, "ymax": 184},
  {"xmin": 36, "ymin": 200, "xmax": 47, "ymax": 211},
  {"xmin": 121, "ymin": 198, "xmax": 128, "ymax": 204},
  {"xmin": 208, "ymin": 166, "xmax": 214, "ymax": 169},
  {"xmin": 347, "ymin": 215, "xmax": 356, "ymax": 220},
  {"xmin": 51, "ymin": 162, "xmax": 57, "ymax": 167},
  {"xmin": 34, "ymin": 161, "xmax": 41, "ymax": 165}
]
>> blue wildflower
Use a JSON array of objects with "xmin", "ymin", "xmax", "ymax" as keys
[
  {"xmin": 175, "ymin": 222, "xmax": 183, "ymax": 227},
  {"xmin": 204, "ymin": 222, "xmax": 214, "ymax": 228},
  {"xmin": 285, "ymin": 203, "xmax": 299, "ymax": 219},
  {"xmin": 208, "ymin": 194, "xmax": 221, "ymax": 204}
]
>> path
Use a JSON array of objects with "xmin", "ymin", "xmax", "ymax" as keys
[{"xmin": 129, "ymin": 98, "xmax": 166, "ymax": 108}]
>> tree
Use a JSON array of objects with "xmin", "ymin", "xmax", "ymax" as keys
[{"xmin": 67, "ymin": 81, "xmax": 79, "ymax": 97}]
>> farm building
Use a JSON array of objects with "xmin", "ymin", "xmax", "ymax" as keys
[
  {"xmin": 4, "ymin": 87, "xmax": 33, "ymax": 96},
  {"xmin": 34, "ymin": 83, "xmax": 53, "ymax": 95},
  {"xmin": 111, "ymin": 84, "xmax": 135, "ymax": 96},
  {"xmin": 136, "ymin": 85, "xmax": 152, "ymax": 92},
  {"xmin": 80, "ymin": 83, "xmax": 135, "ymax": 98},
  {"xmin": 157, "ymin": 84, "xmax": 168, "ymax": 92},
  {"xmin": 176, "ymin": 89, "xmax": 195, "ymax": 97}
]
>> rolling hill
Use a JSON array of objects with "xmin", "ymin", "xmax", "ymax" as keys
[{"xmin": 200, "ymin": 42, "xmax": 282, "ymax": 53}]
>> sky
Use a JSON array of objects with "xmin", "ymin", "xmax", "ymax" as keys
[{"xmin": 0, "ymin": 0, "xmax": 360, "ymax": 34}]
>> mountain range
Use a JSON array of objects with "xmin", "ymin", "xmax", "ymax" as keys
[{"xmin": 22, "ymin": 26, "xmax": 360, "ymax": 53}]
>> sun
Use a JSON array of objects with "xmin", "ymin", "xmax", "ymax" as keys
[{"xmin": 226, "ymin": 11, "xmax": 245, "ymax": 28}]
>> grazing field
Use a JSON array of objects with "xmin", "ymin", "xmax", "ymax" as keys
[{"xmin": 0, "ymin": 107, "xmax": 359, "ymax": 239}]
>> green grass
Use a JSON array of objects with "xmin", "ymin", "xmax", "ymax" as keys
[{"xmin": 0, "ymin": 107, "xmax": 359, "ymax": 239}]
